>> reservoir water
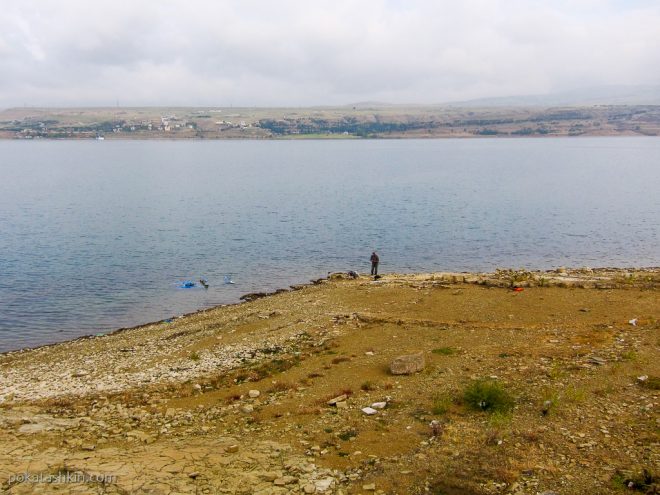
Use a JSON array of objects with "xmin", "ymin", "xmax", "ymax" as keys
[{"xmin": 1, "ymin": 137, "xmax": 658, "ymax": 352}]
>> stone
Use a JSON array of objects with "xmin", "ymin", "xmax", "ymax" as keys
[
  {"xmin": 273, "ymin": 475, "xmax": 296, "ymax": 486},
  {"xmin": 363, "ymin": 483, "xmax": 376, "ymax": 491},
  {"xmin": 327, "ymin": 394, "xmax": 347, "ymax": 406},
  {"xmin": 370, "ymin": 402, "xmax": 387, "ymax": 409},
  {"xmin": 361, "ymin": 407, "xmax": 378, "ymax": 415},
  {"xmin": 240, "ymin": 404, "xmax": 254, "ymax": 413},
  {"xmin": 18, "ymin": 423, "xmax": 48, "ymax": 434},
  {"xmin": 188, "ymin": 471, "xmax": 199, "ymax": 479},
  {"xmin": 335, "ymin": 401, "xmax": 348, "ymax": 409},
  {"xmin": 303, "ymin": 483, "xmax": 316, "ymax": 493},
  {"xmin": 126, "ymin": 430, "xmax": 155, "ymax": 444},
  {"xmin": 389, "ymin": 352, "xmax": 425, "ymax": 375},
  {"xmin": 248, "ymin": 389, "xmax": 261, "ymax": 398},
  {"xmin": 259, "ymin": 472, "xmax": 279, "ymax": 482},
  {"xmin": 315, "ymin": 478, "xmax": 334, "ymax": 492},
  {"xmin": 226, "ymin": 444, "xmax": 239, "ymax": 453}
]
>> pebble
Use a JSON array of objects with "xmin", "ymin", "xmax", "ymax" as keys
[{"xmin": 248, "ymin": 389, "xmax": 260, "ymax": 398}]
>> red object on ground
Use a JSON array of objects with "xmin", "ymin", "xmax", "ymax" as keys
[{"xmin": 513, "ymin": 287, "xmax": 524, "ymax": 292}]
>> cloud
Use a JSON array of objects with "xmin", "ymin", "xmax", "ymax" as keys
[{"xmin": 0, "ymin": 0, "xmax": 658, "ymax": 107}]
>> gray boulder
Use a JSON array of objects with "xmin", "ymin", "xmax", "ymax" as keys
[{"xmin": 390, "ymin": 351, "xmax": 425, "ymax": 375}]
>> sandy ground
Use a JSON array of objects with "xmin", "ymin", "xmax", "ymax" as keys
[{"xmin": 0, "ymin": 268, "xmax": 658, "ymax": 494}]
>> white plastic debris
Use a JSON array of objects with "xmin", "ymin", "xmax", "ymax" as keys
[
  {"xmin": 370, "ymin": 402, "xmax": 387, "ymax": 409},
  {"xmin": 628, "ymin": 318, "xmax": 638, "ymax": 326},
  {"xmin": 361, "ymin": 407, "xmax": 378, "ymax": 415},
  {"xmin": 637, "ymin": 375, "xmax": 648, "ymax": 382}
]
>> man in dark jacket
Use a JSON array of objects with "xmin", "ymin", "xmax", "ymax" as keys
[{"xmin": 370, "ymin": 252, "xmax": 380, "ymax": 276}]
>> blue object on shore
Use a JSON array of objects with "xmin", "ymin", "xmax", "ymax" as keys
[{"xmin": 181, "ymin": 281, "xmax": 196, "ymax": 288}]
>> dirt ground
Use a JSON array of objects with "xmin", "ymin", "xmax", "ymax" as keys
[{"xmin": 0, "ymin": 269, "xmax": 658, "ymax": 494}]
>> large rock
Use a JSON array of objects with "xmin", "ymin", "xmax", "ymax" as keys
[
  {"xmin": 327, "ymin": 394, "xmax": 347, "ymax": 406},
  {"xmin": 389, "ymin": 352, "xmax": 425, "ymax": 375}
]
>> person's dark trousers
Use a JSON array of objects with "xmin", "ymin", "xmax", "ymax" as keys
[{"xmin": 371, "ymin": 262, "xmax": 378, "ymax": 275}]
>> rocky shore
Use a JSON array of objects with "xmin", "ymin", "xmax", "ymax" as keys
[{"xmin": 0, "ymin": 268, "xmax": 658, "ymax": 494}]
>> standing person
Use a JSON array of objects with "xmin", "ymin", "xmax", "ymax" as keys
[{"xmin": 370, "ymin": 251, "xmax": 380, "ymax": 276}]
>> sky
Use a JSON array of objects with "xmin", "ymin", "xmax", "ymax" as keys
[{"xmin": 1, "ymin": 0, "xmax": 659, "ymax": 108}]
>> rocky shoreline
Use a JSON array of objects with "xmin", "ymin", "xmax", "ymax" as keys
[{"xmin": 1, "ymin": 268, "xmax": 658, "ymax": 494}]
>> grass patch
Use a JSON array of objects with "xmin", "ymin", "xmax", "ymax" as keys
[
  {"xmin": 245, "ymin": 356, "xmax": 302, "ymax": 382},
  {"xmin": 432, "ymin": 347, "xmax": 456, "ymax": 356},
  {"xmin": 638, "ymin": 376, "xmax": 660, "ymax": 390},
  {"xmin": 621, "ymin": 350, "xmax": 638, "ymax": 361},
  {"xmin": 360, "ymin": 381, "xmax": 376, "ymax": 391},
  {"xmin": 267, "ymin": 381, "xmax": 297, "ymax": 393},
  {"xmin": 189, "ymin": 351, "xmax": 200, "ymax": 361},
  {"xmin": 594, "ymin": 383, "xmax": 616, "ymax": 397},
  {"xmin": 612, "ymin": 468, "xmax": 658, "ymax": 492},
  {"xmin": 563, "ymin": 385, "xmax": 586, "ymax": 403},
  {"xmin": 463, "ymin": 380, "xmax": 515, "ymax": 413},
  {"xmin": 338, "ymin": 428, "xmax": 358, "ymax": 441},
  {"xmin": 488, "ymin": 410, "xmax": 513, "ymax": 429},
  {"xmin": 431, "ymin": 395, "xmax": 452, "ymax": 415}
]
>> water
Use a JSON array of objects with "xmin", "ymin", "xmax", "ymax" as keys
[{"xmin": 1, "ymin": 138, "xmax": 658, "ymax": 352}]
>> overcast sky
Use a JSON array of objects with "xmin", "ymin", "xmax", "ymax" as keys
[{"xmin": 1, "ymin": 0, "xmax": 659, "ymax": 107}]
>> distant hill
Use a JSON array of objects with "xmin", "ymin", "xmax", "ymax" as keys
[{"xmin": 445, "ymin": 85, "xmax": 660, "ymax": 107}]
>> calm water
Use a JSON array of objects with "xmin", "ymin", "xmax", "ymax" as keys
[{"xmin": 1, "ymin": 138, "xmax": 659, "ymax": 352}]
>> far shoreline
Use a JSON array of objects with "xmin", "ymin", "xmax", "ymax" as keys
[
  {"xmin": 1, "ymin": 133, "xmax": 658, "ymax": 141},
  {"xmin": 2, "ymin": 104, "xmax": 658, "ymax": 139}
]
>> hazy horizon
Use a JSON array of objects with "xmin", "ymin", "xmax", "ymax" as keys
[
  {"xmin": 1, "ymin": 1, "xmax": 659, "ymax": 108},
  {"xmin": 2, "ymin": 83, "xmax": 660, "ymax": 112}
]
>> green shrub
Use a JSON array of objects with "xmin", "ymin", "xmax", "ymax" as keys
[{"xmin": 463, "ymin": 380, "xmax": 514, "ymax": 413}]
